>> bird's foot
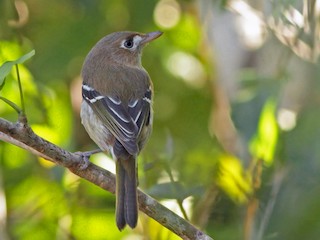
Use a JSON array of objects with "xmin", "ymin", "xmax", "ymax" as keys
[{"xmin": 75, "ymin": 149, "xmax": 102, "ymax": 170}]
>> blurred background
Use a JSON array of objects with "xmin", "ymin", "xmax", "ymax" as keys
[{"xmin": 1, "ymin": 0, "xmax": 320, "ymax": 239}]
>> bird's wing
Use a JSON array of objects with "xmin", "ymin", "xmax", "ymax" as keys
[
  {"xmin": 82, "ymin": 84, "xmax": 151, "ymax": 156},
  {"xmin": 128, "ymin": 86, "xmax": 152, "ymax": 133}
]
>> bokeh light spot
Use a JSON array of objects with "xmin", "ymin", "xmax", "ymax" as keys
[
  {"xmin": 277, "ymin": 108, "xmax": 297, "ymax": 131},
  {"xmin": 154, "ymin": 0, "xmax": 181, "ymax": 29},
  {"xmin": 166, "ymin": 51, "xmax": 206, "ymax": 88},
  {"xmin": 229, "ymin": 0, "xmax": 266, "ymax": 49}
]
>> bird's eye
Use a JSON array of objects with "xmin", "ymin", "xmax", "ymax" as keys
[{"xmin": 124, "ymin": 38, "xmax": 134, "ymax": 49}]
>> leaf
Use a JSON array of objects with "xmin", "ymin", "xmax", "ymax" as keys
[
  {"xmin": 14, "ymin": 50, "xmax": 36, "ymax": 64},
  {"xmin": 0, "ymin": 78, "xmax": 5, "ymax": 91},
  {"xmin": 216, "ymin": 154, "xmax": 252, "ymax": 204},
  {"xmin": 250, "ymin": 98, "xmax": 278, "ymax": 166},
  {"xmin": 0, "ymin": 96, "xmax": 21, "ymax": 113},
  {"xmin": 0, "ymin": 50, "xmax": 35, "ymax": 87},
  {"xmin": 0, "ymin": 62, "xmax": 14, "ymax": 87}
]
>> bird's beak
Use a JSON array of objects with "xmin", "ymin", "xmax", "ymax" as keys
[{"xmin": 140, "ymin": 31, "xmax": 163, "ymax": 45}]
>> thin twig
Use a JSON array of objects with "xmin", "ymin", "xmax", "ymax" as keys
[
  {"xmin": 15, "ymin": 64, "xmax": 25, "ymax": 115},
  {"xmin": 167, "ymin": 167, "xmax": 189, "ymax": 221},
  {"xmin": 256, "ymin": 168, "xmax": 287, "ymax": 240}
]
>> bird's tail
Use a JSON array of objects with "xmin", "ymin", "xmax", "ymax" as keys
[{"xmin": 115, "ymin": 156, "xmax": 138, "ymax": 230}]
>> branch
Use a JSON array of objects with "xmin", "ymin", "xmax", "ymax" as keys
[{"xmin": 0, "ymin": 117, "xmax": 213, "ymax": 240}]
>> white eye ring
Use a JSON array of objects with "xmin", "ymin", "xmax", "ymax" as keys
[{"xmin": 121, "ymin": 35, "xmax": 143, "ymax": 50}]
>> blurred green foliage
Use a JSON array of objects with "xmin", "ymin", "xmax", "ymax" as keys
[{"xmin": 1, "ymin": 0, "xmax": 320, "ymax": 239}]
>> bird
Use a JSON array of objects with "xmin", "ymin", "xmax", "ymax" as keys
[{"xmin": 80, "ymin": 31, "xmax": 162, "ymax": 230}]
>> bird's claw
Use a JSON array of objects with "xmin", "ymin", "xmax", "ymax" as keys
[{"xmin": 75, "ymin": 149, "xmax": 102, "ymax": 170}]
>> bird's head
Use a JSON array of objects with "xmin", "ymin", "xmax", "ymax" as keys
[{"xmin": 90, "ymin": 31, "xmax": 163, "ymax": 67}]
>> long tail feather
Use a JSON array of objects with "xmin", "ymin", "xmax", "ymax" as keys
[
  {"xmin": 116, "ymin": 160, "xmax": 126, "ymax": 230},
  {"xmin": 115, "ymin": 156, "xmax": 138, "ymax": 230}
]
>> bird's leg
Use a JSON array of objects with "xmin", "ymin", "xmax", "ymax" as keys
[{"xmin": 75, "ymin": 149, "xmax": 102, "ymax": 170}]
